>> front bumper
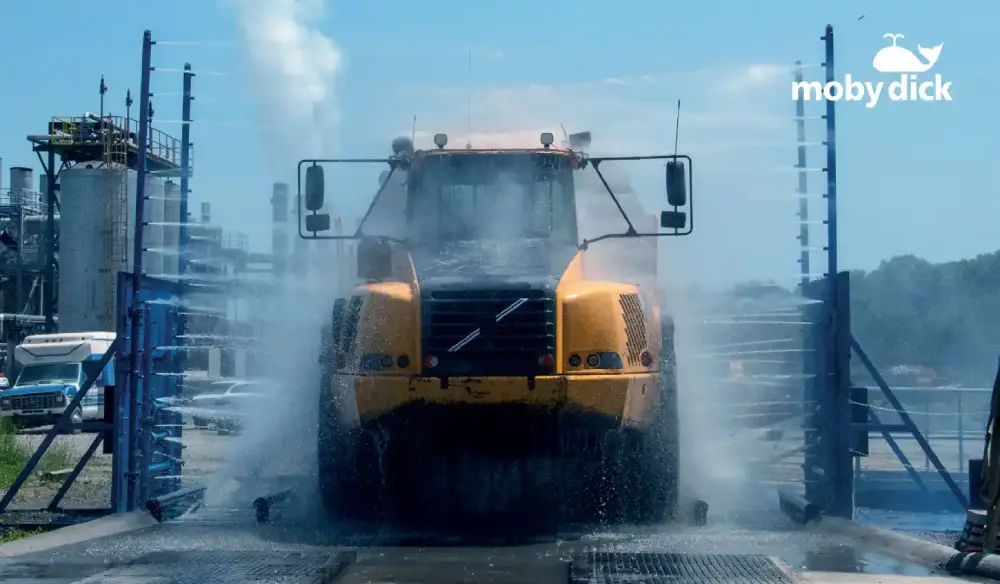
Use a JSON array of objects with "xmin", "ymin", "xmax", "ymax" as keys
[{"xmin": 342, "ymin": 373, "xmax": 659, "ymax": 429}]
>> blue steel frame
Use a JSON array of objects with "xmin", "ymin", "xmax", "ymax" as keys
[
  {"xmin": 0, "ymin": 29, "xmax": 193, "ymax": 519},
  {"xmin": 113, "ymin": 272, "xmax": 184, "ymax": 511},
  {"xmin": 799, "ymin": 25, "xmax": 967, "ymax": 518}
]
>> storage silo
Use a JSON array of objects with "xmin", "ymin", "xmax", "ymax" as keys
[
  {"xmin": 58, "ymin": 163, "xmax": 164, "ymax": 332},
  {"xmin": 163, "ymin": 181, "xmax": 181, "ymax": 277},
  {"xmin": 9, "ymin": 167, "xmax": 33, "ymax": 197}
]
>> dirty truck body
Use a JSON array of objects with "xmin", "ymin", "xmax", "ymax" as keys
[{"xmin": 302, "ymin": 133, "xmax": 694, "ymax": 529}]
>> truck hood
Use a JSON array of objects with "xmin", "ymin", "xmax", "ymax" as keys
[{"xmin": 2, "ymin": 383, "xmax": 75, "ymax": 397}]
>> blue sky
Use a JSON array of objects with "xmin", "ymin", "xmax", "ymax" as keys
[{"xmin": 0, "ymin": 0, "xmax": 995, "ymax": 287}]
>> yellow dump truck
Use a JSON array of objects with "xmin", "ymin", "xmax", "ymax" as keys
[{"xmin": 300, "ymin": 131, "xmax": 694, "ymax": 530}]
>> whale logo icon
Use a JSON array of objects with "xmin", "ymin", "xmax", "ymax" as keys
[{"xmin": 873, "ymin": 33, "xmax": 943, "ymax": 74}]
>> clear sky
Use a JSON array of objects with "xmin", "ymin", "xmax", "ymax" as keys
[{"xmin": 0, "ymin": 0, "xmax": 994, "ymax": 287}]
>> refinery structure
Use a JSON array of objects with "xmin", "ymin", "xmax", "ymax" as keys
[{"xmin": 0, "ymin": 112, "xmax": 303, "ymax": 380}]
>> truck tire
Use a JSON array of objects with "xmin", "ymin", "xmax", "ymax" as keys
[
  {"xmin": 316, "ymin": 375, "xmax": 379, "ymax": 523},
  {"xmin": 634, "ymin": 317, "xmax": 680, "ymax": 524}
]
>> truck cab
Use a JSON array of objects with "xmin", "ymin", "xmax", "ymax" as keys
[{"xmin": 0, "ymin": 332, "xmax": 115, "ymax": 429}]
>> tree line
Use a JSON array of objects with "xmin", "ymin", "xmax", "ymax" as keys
[{"xmin": 850, "ymin": 251, "xmax": 1000, "ymax": 387}]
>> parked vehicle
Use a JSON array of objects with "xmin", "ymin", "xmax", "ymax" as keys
[
  {"xmin": 188, "ymin": 379, "xmax": 277, "ymax": 429},
  {"xmin": 0, "ymin": 332, "xmax": 114, "ymax": 431}
]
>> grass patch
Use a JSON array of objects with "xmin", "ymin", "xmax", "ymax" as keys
[
  {"xmin": 0, "ymin": 418, "xmax": 75, "ymax": 490},
  {"xmin": 0, "ymin": 527, "xmax": 42, "ymax": 544}
]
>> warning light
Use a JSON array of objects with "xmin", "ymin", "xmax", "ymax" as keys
[
  {"xmin": 424, "ymin": 355, "xmax": 439, "ymax": 369},
  {"xmin": 568, "ymin": 354, "xmax": 582, "ymax": 367},
  {"xmin": 538, "ymin": 354, "xmax": 555, "ymax": 370},
  {"xmin": 586, "ymin": 354, "xmax": 600, "ymax": 367}
]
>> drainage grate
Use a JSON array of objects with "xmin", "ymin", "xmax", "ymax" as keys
[
  {"xmin": 570, "ymin": 552, "xmax": 795, "ymax": 584},
  {"xmin": 73, "ymin": 550, "xmax": 354, "ymax": 583}
]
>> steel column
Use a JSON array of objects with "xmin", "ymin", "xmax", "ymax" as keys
[
  {"xmin": 179, "ymin": 63, "xmax": 193, "ymax": 280},
  {"xmin": 44, "ymin": 148, "xmax": 56, "ymax": 332},
  {"xmin": 121, "ymin": 29, "xmax": 154, "ymax": 513},
  {"xmin": 794, "ymin": 61, "xmax": 810, "ymax": 288}
]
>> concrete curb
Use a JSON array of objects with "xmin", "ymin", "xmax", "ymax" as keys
[
  {"xmin": 813, "ymin": 515, "xmax": 1000, "ymax": 580},
  {"xmin": 0, "ymin": 511, "xmax": 158, "ymax": 558}
]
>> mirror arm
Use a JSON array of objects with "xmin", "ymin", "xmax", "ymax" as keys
[
  {"xmin": 581, "ymin": 226, "xmax": 694, "ymax": 249},
  {"xmin": 590, "ymin": 161, "xmax": 637, "ymax": 234}
]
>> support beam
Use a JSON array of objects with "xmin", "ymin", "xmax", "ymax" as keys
[
  {"xmin": 48, "ymin": 434, "xmax": 104, "ymax": 511},
  {"xmin": 850, "ymin": 335, "xmax": 968, "ymax": 508}
]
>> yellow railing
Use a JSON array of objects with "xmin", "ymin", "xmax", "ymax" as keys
[{"xmin": 47, "ymin": 115, "xmax": 191, "ymax": 169}]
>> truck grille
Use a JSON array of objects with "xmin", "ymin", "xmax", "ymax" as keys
[
  {"xmin": 422, "ymin": 287, "xmax": 556, "ymax": 376},
  {"xmin": 10, "ymin": 393, "xmax": 60, "ymax": 410}
]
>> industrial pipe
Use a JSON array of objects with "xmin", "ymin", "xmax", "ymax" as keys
[
  {"xmin": 777, "ymin": 489, "xmax": 819, "ymax": 525},
  {"xmin": 145, "ymin": 485, "xmax": 206, "ymax": 522}
]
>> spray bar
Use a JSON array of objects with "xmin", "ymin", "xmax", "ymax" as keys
[{"xmin": 253, "ymin": 487, "xmax": 295, "ymax": 523}]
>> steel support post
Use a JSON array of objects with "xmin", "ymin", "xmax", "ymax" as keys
[
  {"xmin": 119, "ymin": 29, "xmax": 154, "ymax": 513},
  {"xmin": 794, "ymin": 61, "xmax": 810, "ymax": 288},
  {"xmin": 44, "ymin": 148, "xmax": 56, "ymax": 332},
  {"xmin": 179, "ymin": 64, "xmax": 193, "ymax": 281},
  {"xmin": 820, "ymin": 25, "xmax": 853, "ymax": 518}
]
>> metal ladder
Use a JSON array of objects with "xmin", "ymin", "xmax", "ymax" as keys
[{"xmin": 102, "ymin": 117, "xmax": 130, "ymax": 324}]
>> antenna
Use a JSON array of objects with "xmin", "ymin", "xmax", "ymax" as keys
[
  {"xmin": 560, "ymin": 123, "xmax": 569, "ymax": 146},
  {"xmin": 466, "ymin": 47, "xmax": 473, "ymax": 149},
  {"xmin": 672, "ymin": 99, "xmax": 681, "ymax": 157},
  {"xmin": 411, "ymin": 114, "xmax": 417, "ymax": 144}
]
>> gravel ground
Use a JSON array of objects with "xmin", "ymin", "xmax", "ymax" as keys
[{"xmin": 2, "ymin": 418, "xmax": 237, "ymax": 512}]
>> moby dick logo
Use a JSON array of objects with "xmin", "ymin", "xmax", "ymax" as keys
[{"xmin": 792, "ymin": 33, "xmax": 953, "ymax": 108}]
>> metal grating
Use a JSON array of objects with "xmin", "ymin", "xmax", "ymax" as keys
[
  {"xmin": 619, "ymin": 293, "xmax": 647, "ymax": 366},
  {"xmin": 570, "ymin": 552, "xmax": 795, "ymax": 584},
  {"xmin": 73, "ymin": 550, "xmax": 353, "ymax": 583}
]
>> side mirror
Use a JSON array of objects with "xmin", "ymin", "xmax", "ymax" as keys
[
  {"xmin": 305, "ymin": 213, "xmax": 331, "ymax": 233},
  {"xmin": 660, "ymin": 211, "xmax": 687, "ymax": 230},
  {"xmin": 305, "ymin": 164, "xmax": 325, "ymax": 211},
  {"xmin": 357, "ymin": 236, "xmax": 392, "ymax": 281},
  {"xmin": 666, "ymin": 161, "xmax": 687, "ymax": 207}
]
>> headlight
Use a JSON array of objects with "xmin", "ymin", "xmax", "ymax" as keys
[
  {"xmin": 567, "ymin": 351, "xmax": 624, "ymax": 370},
  {"xmin": 55, "ymin": 393, "xmax": 66, "ymax": 404}
]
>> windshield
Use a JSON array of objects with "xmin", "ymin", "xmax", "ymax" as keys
[
  {"xmin": 407, "ymin": 152, "xmax": 576, "ymax": 245},
  {"xmin": 14, "ymin": 362, "xmax": 81, "ymax": 387}
]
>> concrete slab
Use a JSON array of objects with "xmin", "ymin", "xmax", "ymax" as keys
[{"xmin": 0, "ymin": 507, "xmax": 985, "ymax": 583}]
